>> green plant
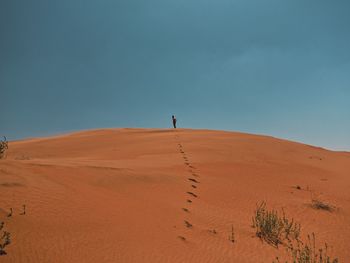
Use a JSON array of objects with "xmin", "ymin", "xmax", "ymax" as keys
[
  {"xmin": 0, "ymin": 136, "xmax": 8, "ymax": 159},
  {"xmin": 0, "ymin": 222, "xmax": 11, "ymax": 256},
  {"xmin": 252, "ymin": 202, "xmax": 300, "ymax": 247}
]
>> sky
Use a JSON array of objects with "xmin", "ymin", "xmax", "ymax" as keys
[{"xmin": 1, "ymin": 0, "xmax": 349, "ymax": 150}]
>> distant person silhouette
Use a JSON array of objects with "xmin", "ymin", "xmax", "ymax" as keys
[{"xmin": 172, "ymin": 115, "xmax": 177, "ymax": 129}]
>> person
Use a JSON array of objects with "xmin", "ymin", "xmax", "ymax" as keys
[{"xmin": 172, "ymin": 115, "xmax": 177, "ymax": 128}]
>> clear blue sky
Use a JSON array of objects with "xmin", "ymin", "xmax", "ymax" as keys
[{"xmin": 1, "ymin": 0, "xmax": 349, "ymax": 150}]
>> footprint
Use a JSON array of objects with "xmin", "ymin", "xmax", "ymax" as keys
[
  {"xmin": 191, "ymin": 185, "xmax": 197, "ymax": 189},
  {"xmin": 178, "ymin": 236, "xmax": 186, "ymax": 241},
  {"xmin": 188, "ymin": 178, "xmax": 200, "ymax": 183},
  {"xmin": 184, "ymin": 221, "xmax": 193, "ymax": 228},
  {"xmin": 182, "ymin": 208, "xmax": 190, "ymax": 213},
  {"xmin": 7, "ymin": 208, "xmax": 13, "ymax": 217},
  {"xmin": 187, "ymin": 199, "xmax": 192, "ymax": 203},
  {"xmin": 187, "ymin": 192, "xmax": 198, "ymax": 198}
]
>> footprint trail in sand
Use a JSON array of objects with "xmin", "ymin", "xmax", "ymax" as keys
[{"xmin": 174, "ymin": 133, "xmax": 202, "ymax": 241}]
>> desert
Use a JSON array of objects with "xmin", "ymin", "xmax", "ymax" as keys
[{"xmin": 1, "ymin": 128, "xmax": 349, "ymax": 262}]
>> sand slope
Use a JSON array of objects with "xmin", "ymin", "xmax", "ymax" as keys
[{"xmin": 0, "ymin": 128, "xmax": 349, "ymax": 262}]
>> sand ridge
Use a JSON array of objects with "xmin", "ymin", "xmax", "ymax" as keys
[{"xmin": 0, "ymin": 128, "xmax": 349, "ymax": 262}]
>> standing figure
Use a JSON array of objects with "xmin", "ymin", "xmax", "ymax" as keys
[{"xmin": 172, "ymin": 115, "xmax": 177, "ymax": 129}]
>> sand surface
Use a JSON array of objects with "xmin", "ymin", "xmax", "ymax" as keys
[{"xmin": 0, "ymin": 128, "xmax": 349, "ymax": 262}]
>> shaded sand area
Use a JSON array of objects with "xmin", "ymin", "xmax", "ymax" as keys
[{"xmin": 0, "ymin": 128, "xmax": 349, "ymax": 262}]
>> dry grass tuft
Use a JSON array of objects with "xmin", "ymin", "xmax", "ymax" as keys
[
  {"xmin": 273, "ymin": 233, "xmax": 338, "ymax": 263},
  {"xmin": 252, "ymin": 202, "xmax": 341, "ymax": 263},
  {"xmin": 252, "ymin": 202, "xmax": 301, "ymax": 247},
  {"xmin": 0, "ymin": 137, "xmax": 8, "ymax": 160},
  {"xmin": 0, "ymin": 222, "xmax": 11, "ymax": 256},
  {"xmin": 311, "ymin": 199, "xmax": 335, "ymax": 212}
]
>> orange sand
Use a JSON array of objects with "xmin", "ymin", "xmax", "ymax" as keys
[{"xmin": 0, "ymin": 128, "xmax": 349, "ymax": 262}]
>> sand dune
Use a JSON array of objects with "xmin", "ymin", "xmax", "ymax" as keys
[{"xmin": 0, "ymin": 128, "xmax": 349, "ymax": 262}]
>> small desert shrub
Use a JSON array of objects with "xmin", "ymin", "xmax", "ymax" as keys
[
  {"xmin": 311, "ymin": 199, "xmax": 334, "ymax": 212},
  {"xmin": 273, "ymin": 233, "xmax": 338, "ymax": 263},
  {"xmin": 252, "ymin": 202, "xmax": 300, "ymax": 247},
  {"xmin": 0, "ymin": 222, "xmax": 11, "ymax": 255},
  {"xmin": 0, "ymin": 137, "xmax": 8, "ymax": 159}
]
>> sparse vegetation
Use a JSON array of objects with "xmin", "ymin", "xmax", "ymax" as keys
[
  {"xmin": 252, "ymin": 203, "xmax": 339, "ymax": 263},
  {"xmin": 0, "ymin": 136, "xmax": 8, "ymax": 159},
  {"xmin": 273, "ymin": 233, "xmax": 338, "ymax": 263},
  {"xmin": 311, "ymin": 199, "xmax": 334, "ymax": 212},
  {"xmin": 0, "ymin": 222, "xmax": 11, "ymax": 256},
  {"xmin": 252, "ymin": 202, "xmax": 300, "ymax": 247}
]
